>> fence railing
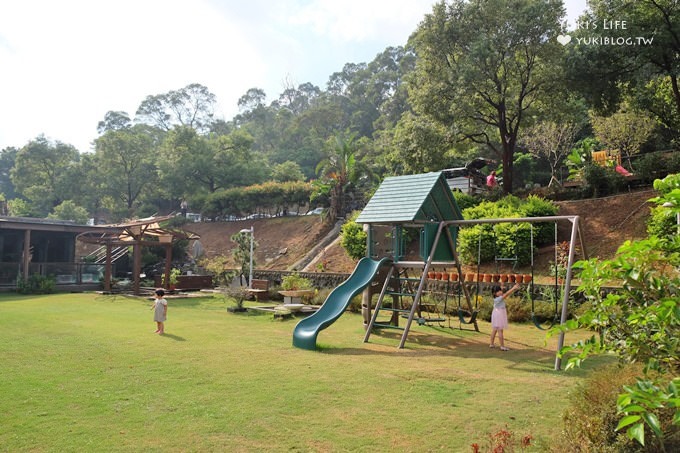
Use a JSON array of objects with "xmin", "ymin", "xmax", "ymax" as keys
[{"xmin": 0, "ymin": 262, "xmax": 109, "ymax": 286}]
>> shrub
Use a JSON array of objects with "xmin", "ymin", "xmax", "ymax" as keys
[
  {"xmin": 281, "ymin": 273, "xmax": 313, "ymax": 291},
  {"xmin": 520, "ymin": 195, "xmax": 559, "ymax": 246},
  {"xmin": 312, "ymin": 288, "xmax": 332, "ymax": 306},
  {"xmin": 636, "ymin": 153, "xmax": 668, "ymax": 184},
  {"xmin": 555, "ymin": 364, "xmax": 644, "ymax": 452},
  {"xmin": 17, "ymin": 274, "xmax": 56, "ymax": 294},
  {"xmin": 582, "ymin": 163, "xmax": 610, "ymax": 197},
  {"xmin": 340, "ymin": 211, "xmax": 367, "ymax": 260},
  {"xmin": 647, "ymin": 206, "xmax": 677, "ymax": 238},
  {"xmin": 551, "ymin": 234, "xmax": 680, "ymax": 448},
  {"xmin": 457, "ymin": 195, "xmax": 556, "ymax": 266},
  {"xmin": 452, "ymin": 191, "xmax": 480, "ymax": 211}
]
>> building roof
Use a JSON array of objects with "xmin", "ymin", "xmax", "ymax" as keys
[{"xmin": 356, "ymin": 172, "xmax": 463, "ymax": 224}]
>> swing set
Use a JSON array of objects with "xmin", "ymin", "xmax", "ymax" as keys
[
  {"xmin": 413, "ymin": 220, "xmax": 575, "ymax": 332},
  {"xmin": 356, "ymin": 171, "xmax": 586, "ymax": 370}
]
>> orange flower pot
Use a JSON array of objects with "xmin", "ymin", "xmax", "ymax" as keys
[
  {"xmin": 523, "ymin": 274, "xmax": 532, "ymax": 284},
  {"xmin": 465, "ymin": 273, "xmax": 476, "ymax": 282},
  {"xmin": 450, "ymin": 273, "xmax": 459, "ymax": 282},
  {"xmin": 514, "ymin": 275, "xmax": 523, "ymax": 284},
  {"xmin": 435, "ymin": 272, "xmax": 442, "ymax": 280},
  {"xmin": 427, "ymin": 272, "xmax": 435, "ymax": 279},
  {"xmin": 483, "ymin": 273, "xmax": 492, "ymax": 283},
  {"xmin": 500, "ymin": 274, "xmax": 508, "ymax": 283},
  {"xmin": 440, "ymin": 273, "xmax": 449, "ymax": 281},
  {"xmin": 492, "ymin": 274, "xmax": 501, "ymax": 282}
]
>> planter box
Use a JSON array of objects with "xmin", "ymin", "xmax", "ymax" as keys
[{"xmin": 278, "ymin": 289, "xmax": 315, "ymax": 304}]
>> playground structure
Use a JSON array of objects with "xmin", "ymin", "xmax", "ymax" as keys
[{"xmin": 293, "ymin": 172, "xmax": 585, "ymax": 370}]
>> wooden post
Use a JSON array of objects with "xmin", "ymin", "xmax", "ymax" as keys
[
  {"xmin": 104, "ymin": 243, "xmax": 112, "ymax": 292},
  {"xmin": 22, "ymin": 229, "xmax": 31, "ymax": 282},
  {"xmin": 133, "ymin": 242, "xmax": 141, "ymax": 295},
  {"xmin": 164, "ymin": 244, "xmax": 172, "ymax": 289}
]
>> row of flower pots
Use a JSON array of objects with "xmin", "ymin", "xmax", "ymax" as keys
[{"xmin": 426, "ymin": 271, "xmax": 532, "ymax": 284}]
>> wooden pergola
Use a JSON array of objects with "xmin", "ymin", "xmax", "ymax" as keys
[{"xmin": 77, "ymin": 216, "xmax": 199, "ymax": 294}]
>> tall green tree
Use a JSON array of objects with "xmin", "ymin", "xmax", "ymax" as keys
[
  {"xmin": 135, "ymin": 83, "xmax": 217, "ymax": 133},
  {"xmin": 93, "ymin": 127, "xmax": 158, "ymax": 217},
  {"xmin": 11, "ymin": 136, "xmax": 80, "ymax": 216},
  {"xmin": 409, "ymin": 0, "xmax": 565, "ymax": 192},
  {"xmin": 521, "ymin": 120, "xmax": 580, "ymax": 187},
  {"xmin": 316, "ymin": 134, "xmax": 372, "ymax": 223},
  {"xmin": 591, "ymin": 106, "xmax": 656, "ymax": 168},
  {"xmin": 566, "ymin": 1, "xmax": 680, "ymax": 132},
  {"xmin": 0, "ymin": 147, "xmax": 18, "ymax": 200}
]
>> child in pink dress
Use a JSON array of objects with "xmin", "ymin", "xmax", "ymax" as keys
[
  {"xmin": 489, "ymin": 283, "xmax": 520, "ymax": 351},
  {"xmin": 152, "ymin": 289, "xmax": 168, "ymax": 334}
]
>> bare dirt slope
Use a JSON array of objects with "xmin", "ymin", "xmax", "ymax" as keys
[{"xmin": 184, "ymin": 189, "xmax": 656, "ymax": 273}]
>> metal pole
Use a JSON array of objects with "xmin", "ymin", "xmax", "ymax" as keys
[
  {"xmin": 248, "ymin": 226, "xmax": 254, "ymax": 289},
  {"xmin": 555, "ymin": 216, "xmax": 580, "ymax": 370}
]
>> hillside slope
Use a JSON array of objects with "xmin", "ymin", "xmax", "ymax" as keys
[{"xmin": 183, "ymin": 190, "xmax": 656, "ymax": 274}]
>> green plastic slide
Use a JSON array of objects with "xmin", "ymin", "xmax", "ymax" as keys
[{"xmin": 292, "ymin": 257, "xmax": 391, "ymax": 350}]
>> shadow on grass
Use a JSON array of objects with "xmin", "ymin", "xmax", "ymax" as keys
[
  {"xmin": 316, "ymin": 327, "xmax": 614, "ymax": 377},
  {"xmin": 160, "ymin": 333, "xmax": 186, "ymax": 341}
]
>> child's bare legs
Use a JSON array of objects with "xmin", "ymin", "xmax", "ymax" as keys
[
  {"xmin": 158, "ymin": 322, "xmax": 164, "ymax": 334},
  {"xmin": 490, "ymin": 328, "xmax": 507, "ymax": 349},
  {"xmin": 155, "ymin": 322, "xmax": 162, "ymax": 333}
]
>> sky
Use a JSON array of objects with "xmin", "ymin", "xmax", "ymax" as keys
[{"xmin": 0, "ymin": 0, "xmax": 588, "ymax": 153}]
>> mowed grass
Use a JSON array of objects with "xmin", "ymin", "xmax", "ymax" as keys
[{"xmin": 0, "ymin": 293, "xmax": 604, "ymax": 452}]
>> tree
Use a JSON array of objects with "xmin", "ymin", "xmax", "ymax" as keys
[
  {"xmin": 271, "ymin": 161, "xmax": 305, "ymax": 183},
  {"xmin": 231, "ymin": 230, "xmax": 256, "ymax": 286},
  {"xmin": 315, "ymin": 134, "xmax": 369, "ymax": 223},
  {"xmin": 97, "ymin": 111, "xmax": 132, "ymax": 134},
  {"xmin": 0, "ymin": 147, "xmax": 18, "ymax": 200},
  {"xmin": 48, "ymin": 200, "xmax": 90, "ymax": 224},
  {"xmin": 93, "ymin": 127, "xmax": 157, "ymax": 216},
  {"xmin": 409, "ymin": 0, "xmax": 565, "ymax": 193},
  {"xmin": 521, "ymin": 121, "xmax": 580, "ymax": 187},
  {"xmin": 389, "ymin": 112, "xmax": 450, "ymax": 174},
  {"xmin": 11, "ymin": 136, "xmax": 80, "ymax": 216},
  {"xmin": 591, "ymin": 106, "xmax": 655, "ymax": 168},
  {"xmin": 135, "ymin": 83, "xmax": 217, "ymax": 133},
  {"xmin": 566, "ymin": 1, "xmax": 680, "ymax": 129}
]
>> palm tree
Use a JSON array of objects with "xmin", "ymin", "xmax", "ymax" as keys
[{"xmin": 315, "ymin": 134, "xmax": 370, "ymax": 223}]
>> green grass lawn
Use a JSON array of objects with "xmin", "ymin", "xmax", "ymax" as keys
[{"xmin": 0, "ymin": 292, "xmax": 603, "ymax": 452}]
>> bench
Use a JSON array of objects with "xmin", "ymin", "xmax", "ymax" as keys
[{"xmin": 247, "ymin": 279, "xmax": 270, "ymax": 301}]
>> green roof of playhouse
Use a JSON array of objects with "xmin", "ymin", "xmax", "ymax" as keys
[{"xmin": 356, "ymin": 172, "xmax": 463, "ymax": 224}]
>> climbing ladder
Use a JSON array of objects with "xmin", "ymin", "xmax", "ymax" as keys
[{"xmin": 364, "ymin": 261, "xmax": 476, "ymax": 349}]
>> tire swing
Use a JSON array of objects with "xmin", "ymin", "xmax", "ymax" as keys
[
  {"xmin": 457, "ymin": 232, "xmax": 480, "ymax": 327},
  {"xmin": 530, "ymin": 222, "xmax": 560, "ymax": 330}
]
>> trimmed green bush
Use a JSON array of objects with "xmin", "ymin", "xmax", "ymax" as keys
[
  {"xmin": 17, "ymin": 274, "xmax": 55, "ymax": 294},
  {"xmin": 340, "ymin": 211, "xmax": 367, "ymax": 260}
]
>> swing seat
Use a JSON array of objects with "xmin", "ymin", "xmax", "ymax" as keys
[
  {"xmin": 457, "ymin": 308, "xmax": 479, "ymax": 325},
  {"xmin": 531, "ymin": 313, "xmax": 558, "ymax": 331}
]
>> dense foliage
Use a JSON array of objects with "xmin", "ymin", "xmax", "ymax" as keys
[
  {"xmin": 550, "ymin": 174, "xmax": 680, "ymax": 448},
  {"xmin": 457, "ymin": 195, "xmax": 558, "ymax": 266},
  {"xmin": 0, "ymin": 1, "xmax": 677, "ymax": 225}
]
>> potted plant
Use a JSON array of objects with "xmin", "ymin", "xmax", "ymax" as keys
[
  {"xmin": 161, "ymin": 268, "xmax": 181, "ymax": 290},
  {"xmin": 279, "ymin": 273, "xmax": 315, "ymax": 303}
]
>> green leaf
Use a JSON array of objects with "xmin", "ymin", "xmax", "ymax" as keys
[
  {"xmin": 616, "ymin": 414, "xmax": 641, "ymax": 430},
  {"xmin": 628, "ymin": 422, "xmax": 645, "ymax": 446},
  {"xmin": 642, "ymin": 412, "xmax": 662, "ymax": 439},
  {"xmin": 619, "ymin": 404, "xmax": 647, "ymax": 413}
]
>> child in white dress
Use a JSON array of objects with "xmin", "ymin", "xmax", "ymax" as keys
[
  {"xmin": 489, "ymin": 283, "xmax": 520, "ymax": 351},
  {"xmin": 152, "ymin": 289, "xmax": 168, "ymax": 334}
]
